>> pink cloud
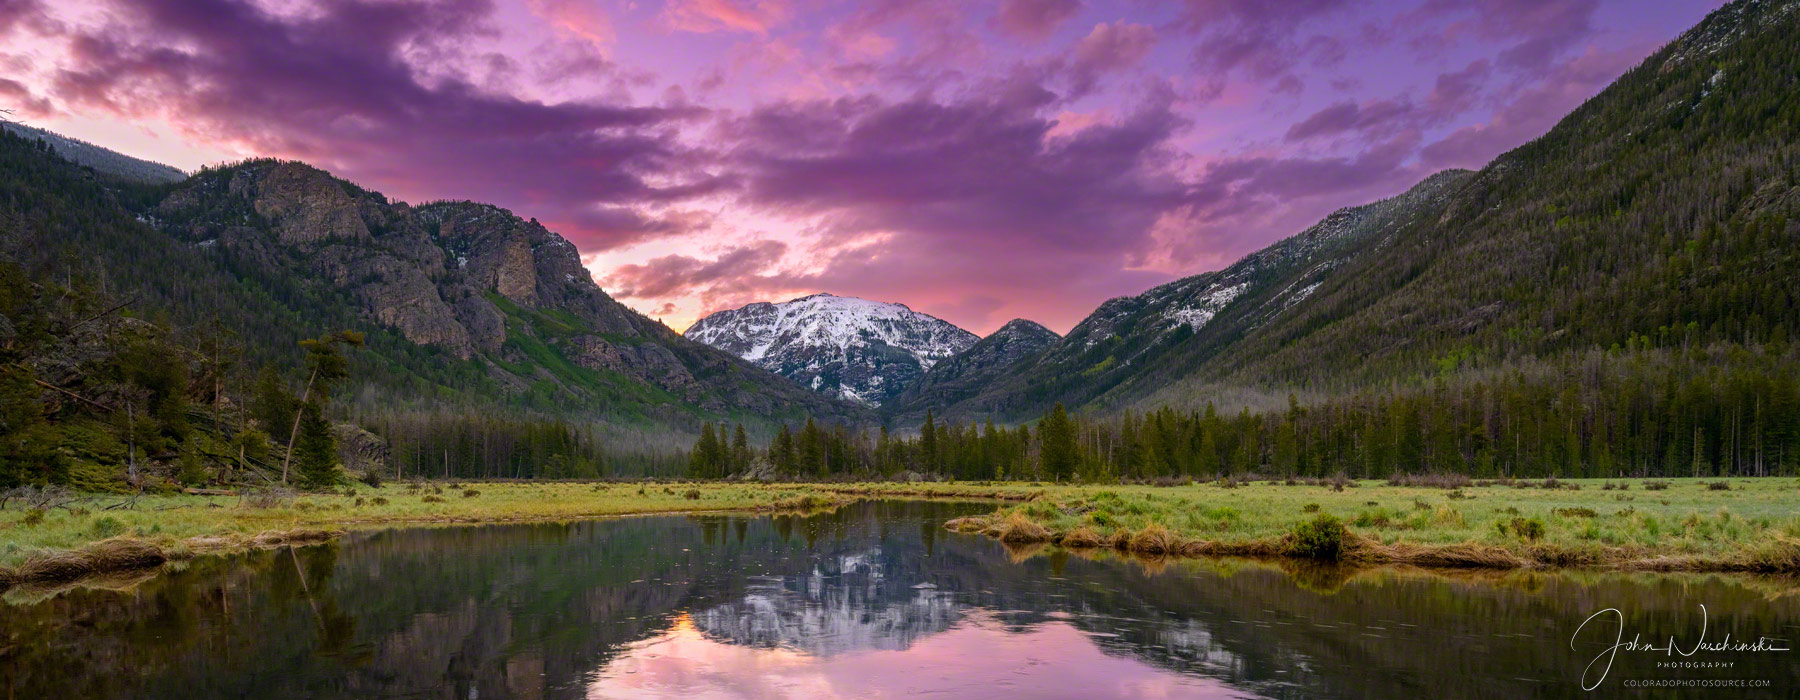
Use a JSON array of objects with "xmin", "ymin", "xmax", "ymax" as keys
[
  {"xmin": 990, "ymin": 0, "xmax": 1082, "ymax": 41},
  {"xmin": 525, "ymin": 0, "xmax": 613, "ymax": 45},
  {"xmin": 662, "ymin": 0, "xmax": 790, "ymax": 34}
]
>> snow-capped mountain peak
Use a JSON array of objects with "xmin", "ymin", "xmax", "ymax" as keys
[{"xmin": 685, "ymin": 293, "xmax": 978, "ymax": 406}]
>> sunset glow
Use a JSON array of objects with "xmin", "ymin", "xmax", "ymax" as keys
[{"xmin": 0, "ymin": 0, "xmax": 1720, "ymax": 333}]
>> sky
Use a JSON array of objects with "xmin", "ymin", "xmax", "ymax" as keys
[{"xmin": 0, "ymin": 0, "xmax": 1721, "ymax": 335}]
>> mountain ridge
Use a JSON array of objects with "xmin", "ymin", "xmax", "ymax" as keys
[{"xmin": 685, "ymin": 293, "xmax": 979, "ymax": 406}]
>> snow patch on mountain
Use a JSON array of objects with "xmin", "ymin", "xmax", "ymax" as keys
[
  {"xmin": 1166, "ymin": 282, "xmax": 1247, "ymax": 331},
  {"xmin": 685, "ymin": 293, "xmax": 978, "ymax": 406}
]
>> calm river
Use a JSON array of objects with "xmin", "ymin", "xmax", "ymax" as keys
[{"xmin": 2, "ymin": 500, "xmax": 1796, "ymax": 698}]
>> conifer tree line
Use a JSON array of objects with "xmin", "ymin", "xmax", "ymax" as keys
[
  {"xmin": 694, "ymin": 344, "xmax": 1800, "ymax": 481},
  {"xmin": 361, "ymin": 412, "xmax": 686, "ymax": 479}
]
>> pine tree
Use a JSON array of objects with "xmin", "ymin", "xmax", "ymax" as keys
[
  {"xmin": 280, "ymin": 331, "xmax": 363, "ymax": 484},
  {"xmin": 689, "ymin": 423, "xmax": 720, "ymax": 478},
  {"xmin": 920, "ymin": 410, "xmax": 938, "ymax": 473},
  {"xmin": 731, "ymin": 423, "xmax": 750, "ymax": 475},
  {"xmin": 251, "ymin": 364, "xmax": 294, "ymax": 435},
  {"xmin": 771, "ymin": 425, "xmax": 798, "ymax": 474},
  {"xmin": 1039, "ymin": 403, "xmax": 1078, "ymax": 481},
  {"xmin": 294, "ymin": 403, "xmax": 338, "ymax": 488}
]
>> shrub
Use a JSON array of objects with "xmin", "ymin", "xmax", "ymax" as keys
[
  {"xmin": 1354, "ymin": 509, "xmax": 1395, "ymax": 528},
  {"xmin": 421, "ymin": 495, "xmax": 446, "ymax": 503},
  {"xmin": 462, "ymin": 489, "xmax": 481, "ymax": 498},
  {"xmin": 684, "ymin": 489, "xmax": 701, "ymax": 500},
  {"xmin": 371, "ymin": 497, "xmax": 389, "ymax": 506},
  {"xmin": 1388, "ymin": 472, "xmax": 1471, "ymax": 489},
  {"xmin": 1644, "ymin": 480, "xmax": 1670, "ymax": 491},
  {"xmin": 1431, "ymin": 505, "xmax": 1466, "ymax": 527},
  {"xmin": 1554, "ymin": 507, "xmax": 1598, "ymax": 518},
  {"xmin": 1290, "ymin": 514, "xmax": 1347, "ymax": 560},
  {"xmin": 91, "ymin": 516, "xmax": 126, "ymax": 539},
  {"xmin": 21, "ymin": 508, "xmax": 46, "ymax": 526},
  {"xmin": 1707, "ymin": 481, "xmax": 1731, "ymax": 491},
  {"xmin": 359, "ymin": 470, "xmax": 383, "ymax": 488},
  {"xmin": 243, "ymin": 487, "xmax": 296, "ymax": 509},
  {"xmin": 1499, "ymin": 517, "xmax": 1546, "ymax": 541},
  {"xmin": 1301, "ymin": 502, "xmax": 1321, "ymax": 513}
]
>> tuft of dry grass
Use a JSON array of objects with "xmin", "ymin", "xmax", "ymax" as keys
[
  {"xmin": 12, "ymin": 538, "xmax": 167, "ymax": 584},
  {"xmin": 991, "ymin": 512, "xmax": 1051, "ymax": 543},
  {"xmin": 1057, "ymin": 526, "xmax": 1104, "ymax": 548},
  {"xmin": 1128, "ymin": 522, "xmax": 1181, "ymax": 555}
]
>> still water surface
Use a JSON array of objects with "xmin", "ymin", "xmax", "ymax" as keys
[{"xmin": 3, "ymin": 501, "xmax": 1797, "ymax": 699}]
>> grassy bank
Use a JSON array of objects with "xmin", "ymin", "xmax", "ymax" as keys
[
  {"xmin": 933, "ymin": 477, "xmax": 1800, "ymax": 572},
  {"xmin": 5, "ymin": 477, "xmax": 1798, "ymax": 591},
  {"xmin": 0, "ymin": 482, "xmax": 857, "ymax": 588}
]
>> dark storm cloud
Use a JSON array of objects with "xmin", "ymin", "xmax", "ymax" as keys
[{"xmin": 36, "ymin": 0, "xmax": 708, "ymax": 250}]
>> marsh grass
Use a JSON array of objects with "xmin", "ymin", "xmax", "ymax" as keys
[
  {"xmin": 913, "ymin": 477, "xmax": 1800, "ymax": 572},
  {"xmin": 0, "ymin": 482, "xmax": 867, "ymax": 585},
  {"xmin": 5, "ymin": 478, "xmax": 1797, "ymax": 587}
]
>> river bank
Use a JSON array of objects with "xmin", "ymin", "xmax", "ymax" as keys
[
  {"xmin": 4, "ymin": 477, "xmax": 1798, "ymax": 591},
  {"xmin": 938, "ymin": 477, "xmax": 1800, "ymax": 573},
  {"xmin": 0, "ymin": 481, "xmax": 858, "ymax": 590}
]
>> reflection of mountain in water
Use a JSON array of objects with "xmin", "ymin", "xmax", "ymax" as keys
[
  {"xmin": 5, "ymin": 500, "xmax": 1799, "ymax": 700},
  {"xmin": 693, "ymin": 547, "xmax": 964, "ymax": 655}
]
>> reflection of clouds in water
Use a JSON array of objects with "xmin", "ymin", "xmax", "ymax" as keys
[
  {"xmin": 585, "ymin": 612, "xmax": 1242, "ymax": 700},
  {"xmin": 692, "ymin": 547, "xmax": 964, "ymax": 656}
]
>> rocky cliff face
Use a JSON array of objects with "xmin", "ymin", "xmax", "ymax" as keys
[
  {"xmin": 685, "ymin": 294, "xmax": 978, "ymax": 407},
  {"xmin": 150, "ymin": 160, "xmax": 859, "ymax": 424}
]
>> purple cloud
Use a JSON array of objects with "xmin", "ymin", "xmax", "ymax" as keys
[
  {"xmin": 604, "ymin": 240, "xmax": 789, "ymax": 302},
  {"xmin": 1420, "ymin": 44, "xmax": 1645, "ymax": 171},
  {"xmin": 991, "ymin": 0, "xmax": 1082, "ymax": 41},
  {"xmin": 3, "ymin": 0, "xmax": 1717, "ymax": 333},
  {"xmin": 34, "ymin": 0, "xmax": 711, "ymax": 250},
  {"xmin": 1065, "ymin": 21, "xmax": 1156, "ymax": 96},
  {"xmin": 726, "ymin": 85, "xmax": 1197, "ymax": 257},
  {"xmin": 1169, "ymin": 0, "xmax": 1349, "ymax": 81}
]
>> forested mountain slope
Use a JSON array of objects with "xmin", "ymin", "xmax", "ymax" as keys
[
  {"xmin": 146, "ymin": 160, "xmax": 856, "ymax": 427},
  {"xmin": 0, "ymin": 128, "xmax": 861, "ymax": 487},
  {"xmin": 923, "ymin": 0, "xmax": 1799, "ymax": 426},
  {"xmin": 920, "ymin": 169, "xmax": 1471, "ymax": 421},
  {"xmin": 886, "ymin": 318, "xmax": 1059, "ymax": 421},
  {"xmin": 0, "ymin": 122, "xmax": 186, "ymax": 184}
]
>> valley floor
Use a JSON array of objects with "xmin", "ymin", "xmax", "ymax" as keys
[{"xmin": 3, "ymin": 478, "xmax": 1798, "ymax": 591}]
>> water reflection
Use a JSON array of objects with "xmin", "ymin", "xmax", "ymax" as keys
[
  {"xmin": 1, "ymin": 500, "xmax": 1796, "ymax": 699},
  {"xmin": 591, "ymin": 612, "xmax": 1241, "ymax": 699},
  {"xmin": 691, "ymin": 549, "xmax": 964, "ymax": 655}
]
